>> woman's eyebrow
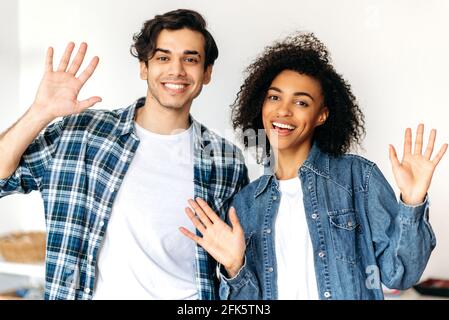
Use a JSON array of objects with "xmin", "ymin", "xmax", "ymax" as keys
[{"xmin": 268, "ymin": 87, "xmax": 315, "ymax": 101}]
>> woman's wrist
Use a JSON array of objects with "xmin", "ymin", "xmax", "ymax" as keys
[{"xmin": 224, "ymin": 258, "xmax": 244, "ymax": 278}]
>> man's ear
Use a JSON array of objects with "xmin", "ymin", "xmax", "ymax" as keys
[
  {"xmin": 203, "ymin": 65, "xmax": 213, "ymax": 85},
  {"xmin": 139, "ymin": 61, "xmax": 148, "ymax": 80},
  {"xmin": 316, "ymin": 107, "xmax": 329, "ymax": 127}
]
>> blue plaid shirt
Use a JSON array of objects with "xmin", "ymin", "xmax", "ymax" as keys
[{"xmin": 0, "ymin": 98, "xmax": 249, "ymax": 300}]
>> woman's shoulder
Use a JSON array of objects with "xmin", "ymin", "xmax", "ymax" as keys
[
  {"xmin": 234, "ymin": 177, "xmax": 265, "ymax": 201},
  {"xmin": 231, "ymin": 175, "xmax": 271, "ymax": 211},
  {"xmin": 329, "ymin": 153, "xmax": 376, "ymax": 171},
  {"xmin": 325, "ymin": 153, "xmax": 379, "ymax": 190}
]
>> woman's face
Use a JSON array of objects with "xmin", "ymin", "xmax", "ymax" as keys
[{"xmin": 262, "ymin": 70, "xmax": 329, "ymax": 154}]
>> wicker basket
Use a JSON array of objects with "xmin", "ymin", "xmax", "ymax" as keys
[{"xmin": 0, "ymin": 232, "xmax": 46, "ymax": 264}]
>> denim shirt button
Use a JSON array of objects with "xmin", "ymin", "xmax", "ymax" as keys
[
  {"xmin": 318, "ymin": 251, "xmax": 325, "ymax": 258},
  {"xmin": 272, "ymin": 196, "xmax": 278, "ymax": 201},
  {"xmin": 268, "ymin": 267, "xmax": 274, "ymax": 273},
  {"xmin": 311, "ymin": 213, "xmax": 318, "ymax": 220},
  {"xmin": 324, "ymin": 291, "xmax": 331, "ymax": 298},
  {"xmin": 266, "ymin": 229, "xmax": 272, "ymax": 234},
  {"xmin": 84, "ymin": 288, "xmax": 91, "ymax": 294}
]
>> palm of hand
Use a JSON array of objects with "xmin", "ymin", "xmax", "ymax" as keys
[
  {"xmin": 35, "ymin": 72, "xmax": 82, "ymax": 116},
  {"xmin": 32, "ymin": 42, "xmax": 101, "ymax": 119},
  {"xmin": 389, "ymin": 125, "xmax": 447, "ymax": 205}
]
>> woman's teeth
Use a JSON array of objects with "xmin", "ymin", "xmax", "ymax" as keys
[{"xmin": 272, "ymin": 122, "xmax": 296, "ymax": 130}]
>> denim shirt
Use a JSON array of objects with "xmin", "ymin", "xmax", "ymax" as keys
[{"xmin": 219, "ymin": 143, "xmax": 436, "ymax": 300}]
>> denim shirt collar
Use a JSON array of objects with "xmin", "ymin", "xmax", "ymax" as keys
[{"xmin": 254, "ymin": 142, "xmax": 330, "ymax": 198}]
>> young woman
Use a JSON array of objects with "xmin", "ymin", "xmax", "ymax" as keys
[{"xmin": 179, "ymin": 33, "xmax": 447, "ymax": 300}]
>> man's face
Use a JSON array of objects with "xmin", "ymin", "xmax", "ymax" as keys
[{"xmin": 140, "ymin": 28, "xmax": 212, "ymax": 111}]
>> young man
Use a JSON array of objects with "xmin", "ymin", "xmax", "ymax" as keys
[{"xmin": 0, "ymin": 9, "xmax": 248, "ymax": 300}]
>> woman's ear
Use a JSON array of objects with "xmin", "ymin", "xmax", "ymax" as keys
[{"xmin": 316, "ymin": 107, "xmax": 329, "ymax": 127}]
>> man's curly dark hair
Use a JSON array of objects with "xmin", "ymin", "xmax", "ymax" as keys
[{"xmin": 231, "ymin": 32, "xmax": 365, "ymax": 161}]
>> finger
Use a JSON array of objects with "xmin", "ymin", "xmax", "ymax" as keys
[
  {"xmin": 45, "ymin": 47, "xmax": 54, "ymax": 72},
  {"xmin": 389, "ymin": 145, "xmax": 401, "ymax": 168},
  {"xmin": 185, "ymin": 207, "xmax": 206, "ymax": 234},
  {"xmin": 403, "ymin": 128, "xmax": 412, "ymax": 158},
  {"xmin": 77, "ymin": 56, "xmax": 100, "ymax": 85},
  {"xmin": 67, "ymin": 42, "xmax": 88, "ymax": 75},
  {"xmin": 432, "ymin": 143, "xmax": 448, "ymax": 167},
  {"xmin": 196, "ymin": 198, "xmax": 220, "ymax": 223},
  {"xmin": 57, "ymin": 42, "xmax": 75, "ymax": 72},
  {"xmin": 179, "ymin": 227, "xmax": 203, "ymax": 246},
  {"xmin": 76, "ymin": 96, "xmax": 102, "ymax": 112},
  {"xmin": 414, "ymin": 124, "xmax": 424, "ymax": 155},
  {"xmin": 424, "ymin": 129, "xmax": 436, "ymax": 160},
  {"xmin": 228, "ymin": 207, "xmax": 242, "ymax": 231},
  {"xmin": 188, "ymin": 199, "xmax": 212, "ymax": 227}
]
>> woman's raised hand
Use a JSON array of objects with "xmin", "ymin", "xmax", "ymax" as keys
[{"xmin": 389, "ymin": 124, "xmax": 447, "ymax": 205}]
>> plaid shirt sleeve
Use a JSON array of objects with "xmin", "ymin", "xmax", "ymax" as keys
[{"xmin": 0, "ymin": 118, "xmax": 66, "ymax": 197}]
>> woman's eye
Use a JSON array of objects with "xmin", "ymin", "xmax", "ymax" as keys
[
  {"xmin": 295, "ymin": 100, "xmax": 309, "ymax": 107},
  {"xmin": 267, "ymin": 95, "xmax": 279, "ymax": 101}
]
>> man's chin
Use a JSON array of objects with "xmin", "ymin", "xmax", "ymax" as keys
[{"xmin": 160, "ymin": 103, "xmax": 188, "ymax": 110}]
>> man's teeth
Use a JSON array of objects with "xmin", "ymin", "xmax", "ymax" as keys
[
  {"xmin": 164, "ymin": 83, "xmax": 187, "ymax": 90},
  {"xmin": 272, "ymin": 122, "xmax": 296, "ymax": 130}
]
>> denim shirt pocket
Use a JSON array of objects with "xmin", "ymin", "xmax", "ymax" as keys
[{"xmin": 328, "ymin": 209, "xmax": 360, "ymax": 264}]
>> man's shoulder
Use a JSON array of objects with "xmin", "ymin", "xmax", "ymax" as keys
[
  {"xmin": 196, "ymin": 122, "xmax": 245, "ymax": 160},
  {"xmin": 61, "ymin": 105, "xmax": 131, "ymax": 137}
]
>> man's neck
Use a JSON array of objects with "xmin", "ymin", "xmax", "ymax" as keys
[{"xmin": 135, "ymin": 97, "xmax": 191, "ymax": 135}]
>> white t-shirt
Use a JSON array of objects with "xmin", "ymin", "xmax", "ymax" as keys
[
  {"xmin": 275, "ymin": 177, "xmax": 319, "ymax": 300},
  {"xmin": 93, "ymin": 122, "xmax": 197, "ymax": 300}
]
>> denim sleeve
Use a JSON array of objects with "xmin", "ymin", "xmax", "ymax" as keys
[
  {"xmin": 365, "ymin": 164, "xmax": 436, "ymax": 290},
  {"xmin": 219, "ymin": 257, "xmax": 262, "ymax": 300},
  {"xmin": 0, "ymin": 119, "xmax": 65, "ymax": 198}
]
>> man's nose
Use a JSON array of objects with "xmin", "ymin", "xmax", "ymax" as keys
[{"xmin": 168, "ymin": 59, "xmax": 187, "ymax": 77}]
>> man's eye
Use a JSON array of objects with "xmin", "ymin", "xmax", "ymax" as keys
[
  {"xmin": 157, "ymin": 56, "xmax": 169, "ymax": 61},
  {"xmin": 185, "ymin": 57, "xmax": 198, "ymax": 63}
]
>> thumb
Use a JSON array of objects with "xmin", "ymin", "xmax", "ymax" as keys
[
  {"xmin": 389, "ymin": 144, "xmax": 401, "ymax": 168},
  {"xmin": 228, "ymin": 207, "xmax": 241, "ymax": 230},
  {"xmin": 77, "ymin": 96, "xmax": 102, "ymax": 112}
]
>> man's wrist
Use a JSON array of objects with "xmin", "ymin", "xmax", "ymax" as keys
[{"xmin": 29, "ymin": 103, "xmax": 55, "ymax": 126}]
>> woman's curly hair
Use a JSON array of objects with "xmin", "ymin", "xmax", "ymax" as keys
[{"xmin": 232, "ymin": 32, "xmax": 365, "ymax": 161}]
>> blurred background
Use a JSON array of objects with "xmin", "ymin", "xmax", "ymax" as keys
[{"xmin": 0, "ymin": 0, "xmax": 448, "ymax": 299}]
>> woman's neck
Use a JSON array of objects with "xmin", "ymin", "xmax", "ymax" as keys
[{"xmin": 274, "ymin": 141, "xmax": 312, "ymax": 180}]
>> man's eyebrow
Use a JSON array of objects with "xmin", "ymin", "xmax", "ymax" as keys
[
  {"xmin": 268, "ymin": 87, "xmax": 315, "ymax": 101},
  {"xmin": 184, "ymin": 50, "xmax": 201, "ymax": 56},
  {"xmin": 155, "ymin": 48, "xmax": 171, "ymax": 54},
  {"xmin": 155, "ymin": 48, "xmax": 201, "ymax": 57}
]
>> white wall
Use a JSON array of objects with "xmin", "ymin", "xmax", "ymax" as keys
[
  {"xmin": 1, "ymin": 0, "xmax": 448, "ymax": 279},
  {"xmin": 0, "ymin": 0, "xmax": 46, "ymax": 235}
]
